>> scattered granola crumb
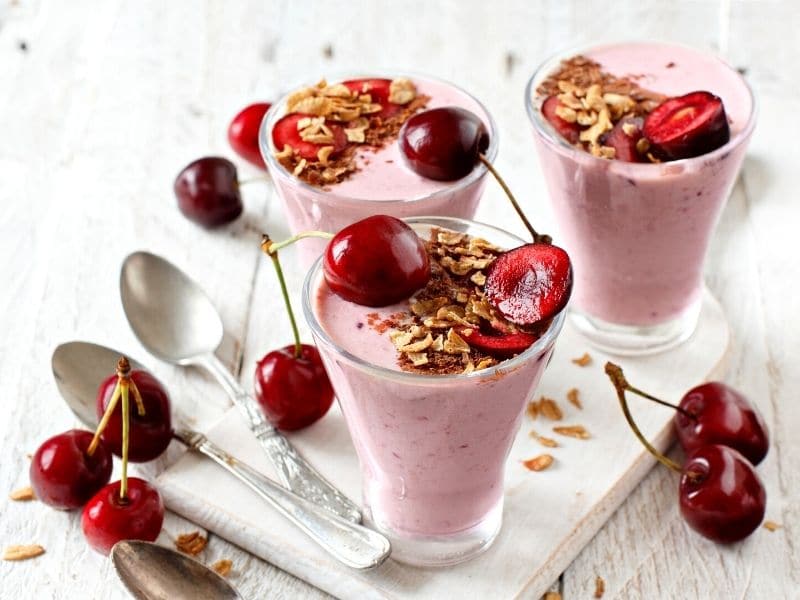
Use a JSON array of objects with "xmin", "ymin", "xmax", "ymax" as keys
[
  {"xmin": 567, "ymin": 388, "xmax": 582, "ymax": 410},
  {"xmin": 594, "ymin": 575, "xmax": 605, "ymax": 598},
  {"xmin": 526, "ymin": 400, "xmax": 539, "ymax": 420},
  {"xmin": 522, "ymin": 454, "xmax": 554, "ymax": 471},
  {"xmin": 9, "ymin": 486, "xmax": 35, "ymax": 501},
  {"xmin": 538, "ymin": 397, "xmax": 564, "ymax": 421},
  {"xmin": 175, "ymin": 532, "xmax": 207, "ymax": 556},
  {"xmin": 763, "ymin": 521, "xmax": 782, "ymax": 532},
  {"xmin": 212, "ymin": 559, "xmax": 233, "ymax": 577},
  {"xmin": 544, "ymin": 592, "xmax": 562, "ymax": 600},
  {"xmin": 553, "ymin": 425, "xmax": 591, "ymax": 440},
  {"xmin": 3, "ymin": 544, "xmax": 45, "ymax": 561},
  {"xmin": 572, "ymin": 352, "xmax": 592, "ymax": 367},
  {"xmin": 530, "ymin": 430, "xmax": 559, "ymax": 448}
]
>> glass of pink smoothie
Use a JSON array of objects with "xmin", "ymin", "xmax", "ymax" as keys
[
  {"xmin": 302, "ymin": 217, "xmax": 566, "ymax": 566},
  {"xmin": 260, "ymin": 74, "xmax": 498, "ymax": 267},
  {"xmin": 525, "ymin": 42, "xmax": 756, "ymax": 354}
]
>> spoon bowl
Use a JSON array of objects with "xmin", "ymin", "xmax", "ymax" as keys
[
  {"xmin": 120, "ymin": 251, "xmax": 223, "ymax": 365},
  {"xmin": 112, "ymin": 540, "xmax": 241, "ymax": 600}
]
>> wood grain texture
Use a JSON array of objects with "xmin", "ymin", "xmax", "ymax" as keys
[{"xmin": 1, "ymin": 0, "xmax": 797, "ymax": 598}]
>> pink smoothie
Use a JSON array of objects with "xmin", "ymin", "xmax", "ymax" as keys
[
  {"xmin": 302, "ymin": 219, "xmax": 565, "ymax": 565},
  {"xmin": 261, "ymin": 75, "xmax": 497, "ymax": 266},
  {"xmin": 527, "ymin": 43, "xmax": 755, "ymax": 328}
]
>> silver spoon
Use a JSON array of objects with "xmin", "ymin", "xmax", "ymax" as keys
[
  {"xmin": 119, "ymin": 251, "xmax": 362, "ymax": 524},
  {"xmin": 52, "ymin": 341, "xmax": 391, "ymax": 570},
  {"xmin": 112, "ymin": 540, "xmax": 241, "ymax": 600}
]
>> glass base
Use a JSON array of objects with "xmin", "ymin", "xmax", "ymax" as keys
[
  {"xmin": 570, "ymin": 298, "xmax": 702, "ymax": 356},
  {"xmin": 366, "ymin": 498, "xmax": 503, "ymax": 567}
]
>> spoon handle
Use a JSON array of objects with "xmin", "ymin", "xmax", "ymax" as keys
[
  {"xmin": 175, "ymin": 429, "xmax": 391, "ymax": 570},
  {"xmin": 199, "ymin": 353, "xmax": 362, "ymax": 523}
]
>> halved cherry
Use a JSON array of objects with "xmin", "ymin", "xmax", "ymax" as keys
[
  {"xmin": 456, "ymin": 326, "xmax": 539, "ymax": 357},
  {"xmin": 271, "ymin": 113, "xmax": 348, "ymax": 161},
  {"xmin": 541, "ymin": 96, "xmax": 581, "ymax": 144},
  {"xmin": 643, "ymin": 91, "xmax": 730, "ymax": 160},
  {"xmin": 342, "ymin": 78, "xmax": 402, "ymax": 119},
  {"xmin": 601, "ymin": 116, "xmax": 645, "ymax": 163},
  {"xmin": 484, "ymin": 243, "xmax": 572, "ymax": 326}
]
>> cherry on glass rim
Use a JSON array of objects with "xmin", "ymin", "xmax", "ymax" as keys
[
  {"xmin": 174, "ymin": 157, "xmax": 243, "ymax": 228},
  {"xmin": 29, "ymin": 429, "xmax": 113, "ymax": 510},
  {"xmin": 228, "ymin": 102, "xmax": 272, "ymax": 169}
]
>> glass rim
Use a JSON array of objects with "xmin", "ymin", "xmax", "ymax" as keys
[
  {"xmin": 260, "ymin": 70, "xmax": 499, "ymax": 205},
  {"xmin": 523, "ymin": 40, "xmax": 758, "ymax": 171},
  {"xmin": 301, "ymin": 216, "xmax": 567, "ymax": 384}
]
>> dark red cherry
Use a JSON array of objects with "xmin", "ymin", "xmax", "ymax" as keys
[
  {"xmin": 601, "ymin": 116, "xmax": 645, "ymax": 162},
  {"xmin": 81, "ymin": 477, "xmax": 164, "ymax": 555},
  {"xmin": 541, "ymin": 95, "xmax": 581, "ymax": 144},
  {"xmin": 484, "ymin": 243, "xmax": 572, "ymax": 326},
  {"xmin": 174, "ymin": 157, "xmax": 242, "ymax": 228},
  {"xmin": 456, "ymin": 327, "xmax": 539, "ymax": 358},
  {"xmin": 643, "ymin": 91, "xmax": 730, "ymax": 160},
  {"xmin": 254, "ymin": 344, "xmax": 334, "ymax": 431},
  {"xmin": 96, "ymin": 370, "xmax": 172, "ymax": 463},
  {"xmin": 675, "ymin": 382, "xmax": 769, "ymax": 465},
  {"xmin": 399, "ymin": 107, "xmax": 490, "ymax": 181},
  {"xmin": 228, "ymin": 102, "xmax": 272, "ymax": 169},
  {"xmin": 29, "ymin": 430, "xmax": 112, "ymax": 510},
  {"xmin": 324, "ymin": 215, "xmax": 430, "ymax": 306},
  {"xmin": 679, "ymin": 444, "xmax": 766, "ymax": 543},
  {"xmin": 342, "ymin": 78, "xmax": 401, "ymax": 119},
  {"xmin": 271, "ymin": 113, "xmax": 347, "ymax": 161}
]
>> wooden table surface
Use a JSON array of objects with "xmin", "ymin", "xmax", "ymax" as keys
[{"xmin": 1, "ymin": 1, "xmax": 797, "ymax": 598}]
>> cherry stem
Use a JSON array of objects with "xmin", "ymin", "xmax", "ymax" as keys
[
  {"xmin": 261, "ymin": 235, "xmax": 302, "ymax": 359},
  {"xmin": 266, "ymin": 230, "xmax": 333, "ymax": 254},
  {"xmin": 120, "ymin": 379, "xmax": 130, "ymax": 501},
  {"xmin": 604, "ymin": 362, "xmax": 682, "ymax": 474},
  {"xmin": 87, "ymin": 356, "xmax": 132, "ymax": 457},
  {"xmin": 478, "ymin": 154, "xmax": 551, "ymax": 245},
  {"xmin": 605, "ymin": 361, "xmax": 697, "ymax": 421}
]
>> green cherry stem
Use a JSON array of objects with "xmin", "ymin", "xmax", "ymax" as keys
[
  {"xmin": 261, "ymin": 235, "xmax": 303, "ymax": 359},
  {"xmin": 87, "ymin": 356, "xmax": 131, "ymax": 457},
  {"xmin": 266, "ymin": 230, "xmax": 333, "ymax": 254},
  {"xmin": 120, "ymin": 377, "xmax": 130, "ymax": 501},
  {"xmin": 604, "ymin": 362, "xmax": 682, "ymax": 474},
  {"xmin": 478, "ymin": 154, "xmax": 551, "ymax": 245}
]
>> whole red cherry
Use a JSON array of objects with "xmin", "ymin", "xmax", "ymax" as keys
[
  {"xmin": 399, "ymin": 107, "xmax": 490, "ymax": 181},
  {"xmin": 174, "ymin": 157, "xmax": 242, "ymax": 228},
  {"xmin": 675, "ymin": 382, "xmax": 769, "ymax": 466},
  {"xmin": 96, "ymin": 370, "xmax": 172, "ymax": 463},
  {"xmin": 254, "ymin": 344, "xmax": 334, "ymax": 431},
  {"xmin": 29, "ymin": 430, "xmax": 113, "ymax": 510},
  {"xmin": 680, "ymin": 444, "xmax": 766, "ymax": 543},
  {"xmin": 81, "ymin": 477, "xmax": 165, "ymax": 555},
  {"xmin": 228, "ymin": 102, "xmax": 271, "ymax": 169},
  {"xmin": 323, "ymin": 215, "xmax": 430, "ymax": 307}
]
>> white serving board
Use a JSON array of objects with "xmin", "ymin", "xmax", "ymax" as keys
[{"xmin": 157, "ymin": 290, "xmax": 729, "ymax": 600}]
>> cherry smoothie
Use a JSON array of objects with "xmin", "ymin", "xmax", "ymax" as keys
[
  {"xmin": 302, "ymin": 217, "xmax": 566, "ymax": 566},
  {"xmin": 526, "ymin": 42, "xmax": 755, "ymax": 354},
  {"xmin": 260, "ymin": 75, "xmax": 497, "ymax": 266}
]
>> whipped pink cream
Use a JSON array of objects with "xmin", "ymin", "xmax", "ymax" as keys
[
  {"xmin": 529, "ymin": 42, "xmax": 755, "ymax": 327},
  {"xmin": 262, "ymin": 76, "xmax": 497, "ymax": 266}
]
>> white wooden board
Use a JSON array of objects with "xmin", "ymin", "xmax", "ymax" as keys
[{"xmin": 158, "ymin": 290, "xmax": 729, "ymax": 600}]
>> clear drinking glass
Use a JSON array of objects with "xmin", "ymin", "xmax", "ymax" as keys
[{"xmin": 302, "ymin": 216, "xmax": 566, "ymax": 566}]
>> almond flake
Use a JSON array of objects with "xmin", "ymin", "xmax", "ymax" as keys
[
  {"xmin": 468, "ymin": 237, "xmax": 502, "ymax": 252},
  {"xmin": 292, "ymin": 158, "xmax": 307, "ymax": 177},
  {"xmin": 407, "ymin": 352, "xmax": 429, "ymax": 366},
  {"xmin": 576, "ymin": 110, "xmax": 598, "ymax": 126},
  {"xmin": 636, "ymin": 137, "xmax": 651, "ymax": 154},
  {"xmin": 526, "ymin": 400, "xmax": 539, "ymax": 420},
  {"xmin": 475, "ymin": 358, "xmax": 496, "ymax": 371},
  {"xmin": 398, "ymin": 333, "xmax": 433, "ymax": 353},
  {"xmin": 410, "ymin": 297, "xmax": 449, "ymax": 317},
  {"xmin": 3, "ymin": 544, "xmax": 44, "ymax": 561},
  {"xmin": 440, "ymin": 256, "xmax": 473, "ymax": 276},
  {"xmin": 594, "ymin": 576, "xmax": 605, "ymax": 598},
  {"xmin": 557, "ymin": 92, "xmax": 584, "ymax": 110},
  {"xmin": 462, "ymin": 358, "xmax": 475, "ymax": 374},
  {"xmin": 175, "ymin": 532, "xmax": 207, "ymax": 556},
  {"xmin": 571, "ymin": 352, "xmax": 592, "ymax": 367},
  {"xmin": 545, "ymin": 593, "xmax": 562, "ymax": 600},
  {"xmin": 431, "ymin": 334, "xmax": 444, "ymax": 352},
  {"xmin": 580, "ymin": 107, "xmax": 612, "ymax": 145},
  {"xmin": 553, "ymin": 425, "xmax": 591, "ymax": 440},
  {"xmin": 389, "ymin": 78, "xmax": 416, "ymax": 105},
  {"xmin": 522, "ymin": 454, "xmax": 554, "ymax": 471},
  {"xmin": 437, "ymin": 230, "xmax": 467, "ymax": 245},
  {"xmin": 530, "ymin": 431, "xmax": 559, "ymax": 448},
  {"xmin": 567, "ymin": 388, "xmax": 582, "ymax": 409},
  {"xmin": 390, "ymin": 331, "xmax": 414, "ymax": 348},
  {"xmin": 322, "ymin": 167, "xmax": 347, "ymax": 182},
  {"xmin": 212, "ymin": 559, "xmax": 233, "ymax": 577},
  {"xmin": 361, "ymin": 103, "xmax": 382, "ymax": 114},
  {"xmin": 321, "ymin": 83, "xmax": 352, "ymax": 98},
  {"xmin": 289, "ymin": 96, "xmax": 331, "ymax": 116},
  {"xmin": 763, "ymin": 520, "xmax": 782, "ymax": 532},
  {"xmin": 582, "ymin": 84, "xmax": 606, "ymax": 112},
  {"xmin": 274, "ymin": 144, "xmax": 293, "ymax": 160},
  {"xmin": 622, "ymin": 122, "xmax": 638, "ymax": 137},
  {"xmin": 539, "ymin": 397, "xmax": 563, "ymax": 421},
  {"xmin": 555, "ymin": 105, "xmax": 578, "ymax": 122},
  {"xmin": 443, "ymin": 328, "xmax": 470, "ymax": 354},
  {"xmin": 345, "ymin": 127, "xmax": 366, "ymax": 143},
  {"xmin": 9, "ymin": 486, "xmax": 35, "ymax": 501},
  {"xmin": 317, "ymin": 146, "xmax": 334, "ymax": 165}
]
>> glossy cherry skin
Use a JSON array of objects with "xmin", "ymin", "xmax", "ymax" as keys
[
  {"xmin": 174, "ymin": 157, "xmax": 243, "ymax": 228},
  {"xmin": 679, "ymin": 444, "xmax": 766, "ymax": 543},
  {"xmin": 29, "ymin": 430, "xmax": 113, "ymax": 510},
  {"xmin": 399, "ymin": 107, "xmax": 490, "ymax": 181},
  {"xmin": 324, "ymin": 215, "xmax": 430, "ymax": 306},
  {"xmin": 675, "ymin": 382, "xmax": 769, "ymax": 466},
  {"xmin": 254, "ymin": 344, "xmax": 334, "ymax": 431},
  {"xmin": 81, "ymin": 477, "xmax": 165, "ymax": 555},
  {"xmin": 96, "ymin": 370, "xmax": 172, "ymax": 463},
  {"xmin": 228, "ymin": 102, "xmax": 272, "ymax": 169}
]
